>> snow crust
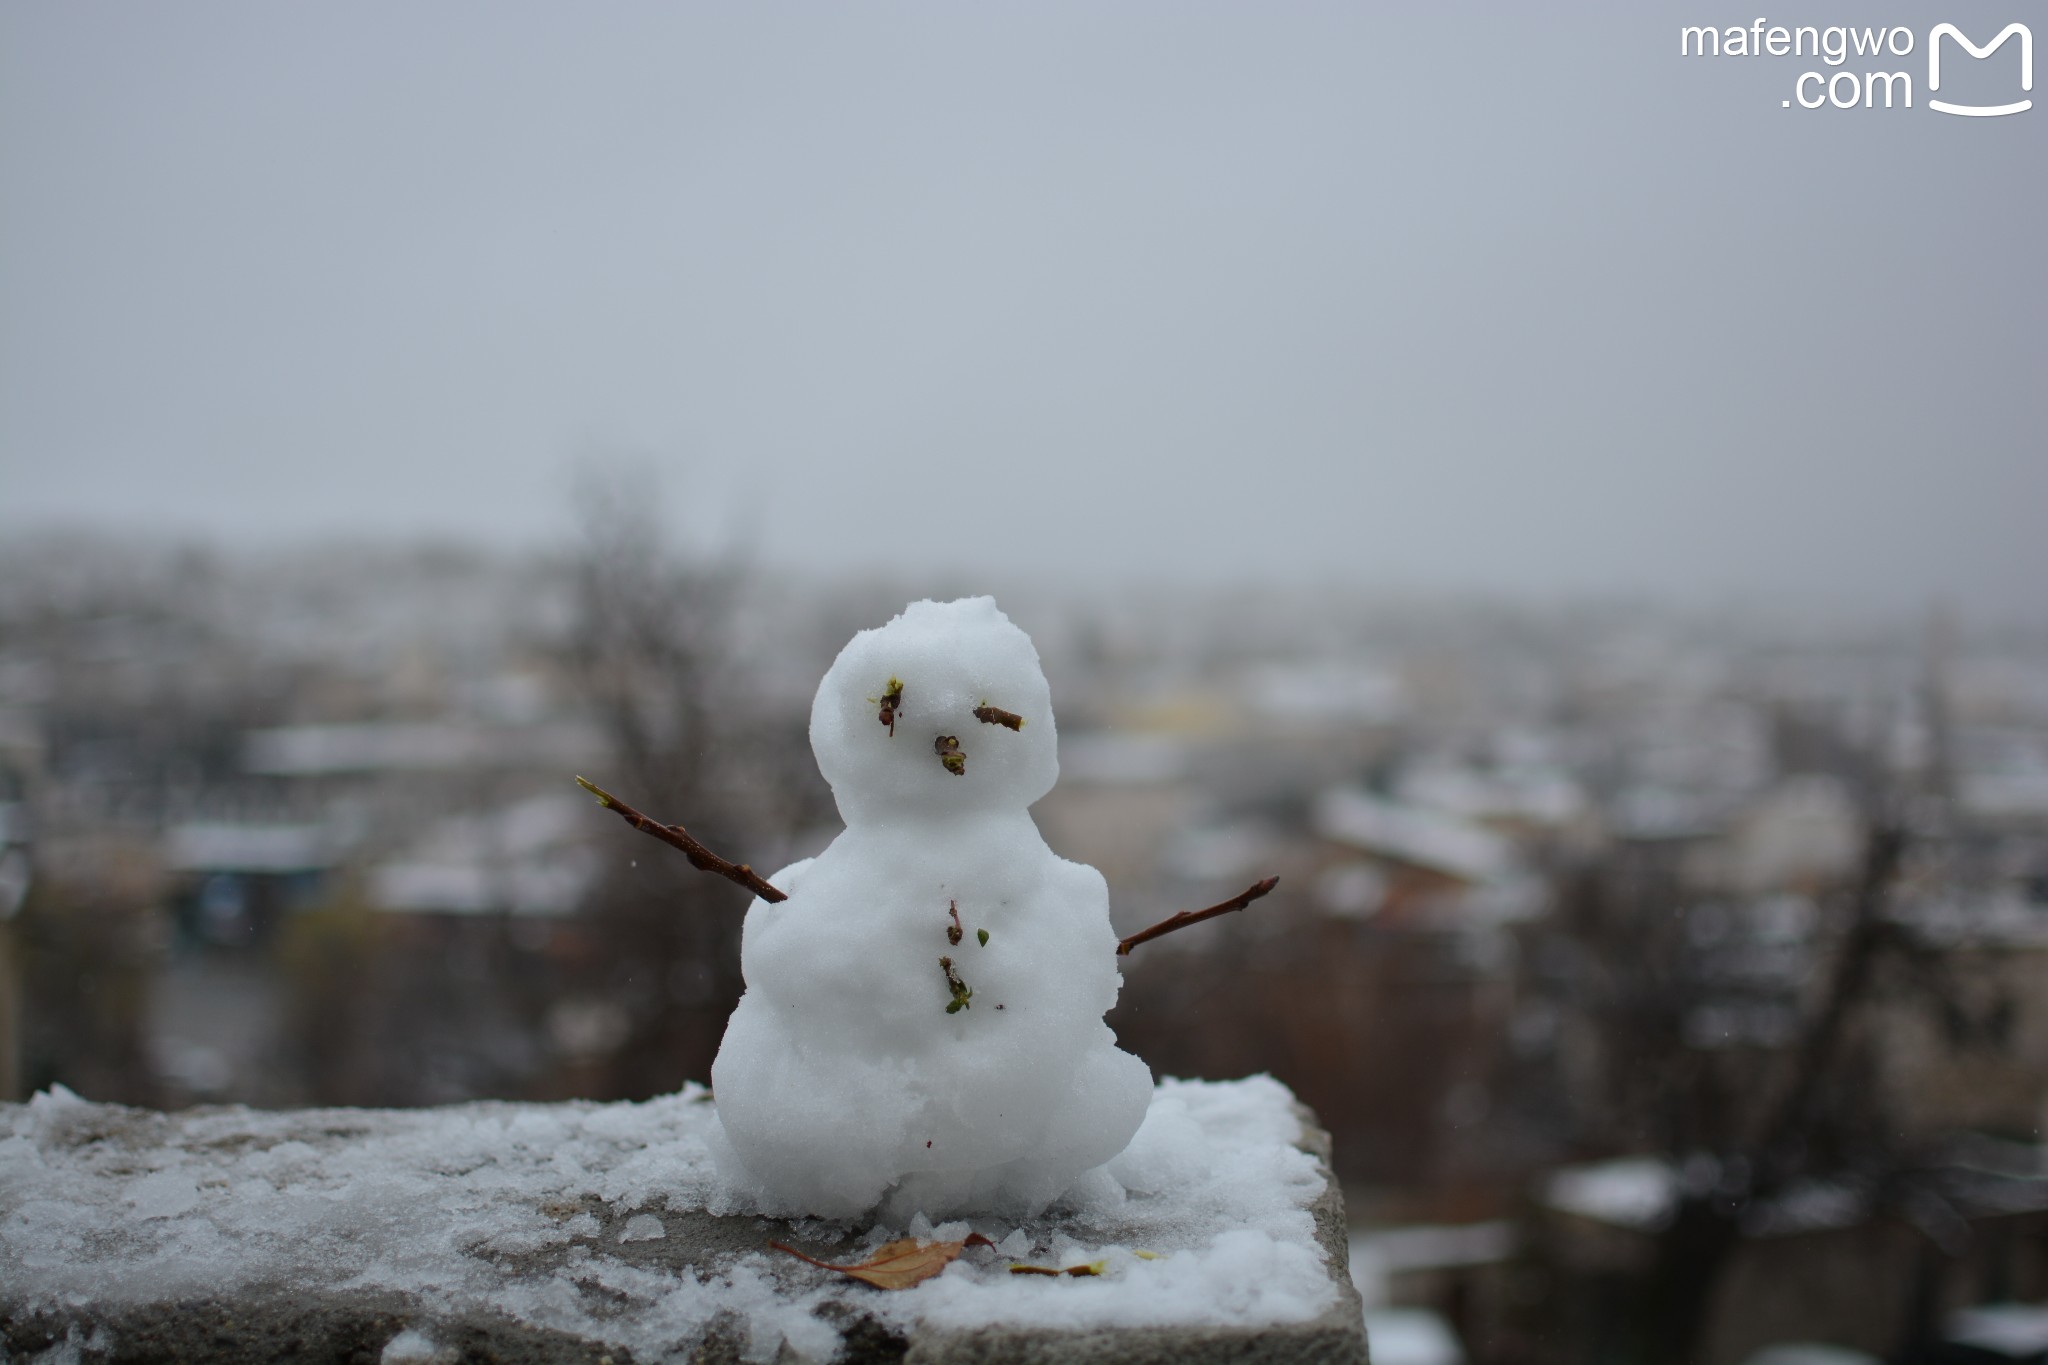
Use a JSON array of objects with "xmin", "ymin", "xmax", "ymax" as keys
[
  {"xmin": 0, "ymin": 1076, "xmax": 1337, "ymax": 1361},
  {"xmin": 711, "ymin": 597, "xmax": 1152, "ymax": 1219}
]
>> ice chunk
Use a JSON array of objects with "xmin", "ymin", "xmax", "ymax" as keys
[
  {"xmin": 618, "ymin": 1212, "xmax": 666, "ymax": 1242},
  {"xmin": 379, "ymin": 1328, "xmax": 444, "ymax": 1362}
]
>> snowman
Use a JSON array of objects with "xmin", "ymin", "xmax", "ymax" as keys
[{"xmin": 708, "ymin": 597, "xmax": 1154, "ymax": 1220}]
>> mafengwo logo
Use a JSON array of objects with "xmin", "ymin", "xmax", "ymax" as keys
[{"xmin": 1680, "ymin": 20, "xmax": 2031, "ymax": 113}]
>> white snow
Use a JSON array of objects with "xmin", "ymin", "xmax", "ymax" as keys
[
  {"xmin": 1738, "ymin": 1346, "xmax": 1881, "ymax": 1365},
  {"xmin": 1311, "ymin": 787, "xmax": 1516, "ymax": 885},
  {"xmin": 163, "ymin": 822, "xmax": 335, "ymax": 873},
  {"xmin": 1946, "ymin": 1302, "xmax": 2048, "ymax": 1355},
  {"xmin": 711, "ymin": 598, "xmax": 1153, "ymax": 1219},
  {"xmin": 379, "ymin": 1328, "xmax": 445, "ymax": 1362},
  {"xmin": 369, "ymin": 794, "xmax": 600, "ymax": 917},
  {"xmin": 1348, "ymin": 1221, "xmax": 1514, "ymax": 1307},
  {"xmin": 241, "ymin": 721, "xmax": 601, "ymax": 776},
  {"xmin": 0, "ymin": 1075, "xmax": 1338, "ymax": 1361},
  {"xmin": 1057, "ymin": 732, "xmax": 1191, "ymax": 787},
  {"xmin": 1362, "ymin": 1308, "xmax": 1467, "ymax": 1365},
  {"xmin": 1541, "ymin": 1156, "xmax": 1678, "ymax": 1229}
]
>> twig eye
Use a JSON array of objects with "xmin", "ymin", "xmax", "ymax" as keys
[{"xmin": 876, "ymin": 678, "xmax": 904, "ymax": 736}]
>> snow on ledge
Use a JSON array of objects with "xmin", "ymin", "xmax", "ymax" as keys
[{"xmin": 1, "ymin": 1076, "xmax": 1355, "ymax": 1363}]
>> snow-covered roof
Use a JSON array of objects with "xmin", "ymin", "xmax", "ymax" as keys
[
  {"xmin": 243, "ymin": 721, "xmax": 602, "ymax": 776},
  {"xmin": 164, "ymin": 821, "xmax": 336, "ymax": 873},
  {"xmin": 1946, "ymin": 1303, "xmax": 2048, "ymax": 1357},
  {"xmin": 1540, "ymin": 1157, "xmax": 1677, "ymax": 1230},
  {"xmin": 245, "ymin": 723, "xmax": 477, "ymax": 773},
  {"xmin": 1393, "ymin": 761, "xmax": 1588, "ymax": 829},
  {"xmin": 1891, "ymin": 894, "xmax": 2048, "ymax": 950},
  {"xmin": 1542, "ymin": 1158, "xmax": 1869, "ymax": 1238},
  {"xmin": 1739, "ymin": 1345, "xmax": 1880, "ymax": 1365},
  {"xmin": 1961, "ymin": 773, "xmax": 2048, "ymax": 821},
  {"xmin": 1608, "ymin": 784, "xmax": 1725, "ymax": 841},
  {"xmin": 368, "ymin": 859, "xmax": 592, "ymax": 916},
  {"xmin": 1242, "ymin": 662, "xmax": 1403, "ymax": 725},
  {"xmin": 1059, "ymin": 731, "xmax": 1192, "ymax": 786},
  {"xmin": 1362, "ymin": 1307, "xmax": 1467, "ymax": 1365},
  {"xmin": 367, "ymin": 794, "xmax": 599, "ymax": 916},
  {"xmin": 1312, "ymin": 787, "xmax": 1515, "ymax": 885},
  {"xmin": 1161, "ymin": 820, "xmax": 1277, "ymax": 886},
  {"xmin": 1349, "ymin": 1222, "xmax": 1514, "ymax": 1306}
]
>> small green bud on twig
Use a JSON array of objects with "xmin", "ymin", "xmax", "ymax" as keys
[
  {"xmin": 876, "ymin": 678, "xmax": 904, "ymax": 736},
  {"xmin": 939, "ymin": 956, "xmax": 972, "ymax": 1013}
]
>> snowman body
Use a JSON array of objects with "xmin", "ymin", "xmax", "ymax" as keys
[{"xmin": 710, "ymin": 598, "xmax": 1153, "ymax": 1219}]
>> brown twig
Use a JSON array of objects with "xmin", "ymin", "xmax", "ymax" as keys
[
  {"xmin": 1116, "ymin": 876, "xmax": 1280, "ymax": 956},
  {"xmin": 947, "ymin": 898, "xmax": 964, "ymax": 946},
  {"xmin": 877, "ymin": 677, "xmax": 903, "ymax": 736},
  {"xmin": 973, "ymin": 704, "xmax": 1024, "ymax": 731},
  {"xmin": 575, "ymin": 776, "xmax": 787, "ymax": 903},
  {"xmin": 1750, "ymin": 821, "xmax": 1906, "ymax": 1191}
]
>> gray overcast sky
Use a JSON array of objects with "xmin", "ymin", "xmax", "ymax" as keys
[{"xmin": 2, "ymin": 3, "xmax": 2042, "ymax": 615}]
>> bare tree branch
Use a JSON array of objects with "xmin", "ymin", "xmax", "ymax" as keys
[
  {"xmin": 1116, "ymin": 876, "xmax": 1279, "ymax": 956},
  {"xmin": 1751, "ymin": 820, "xmax": 1907, "ymax": 1189},
  {"xmin": 576, "ymin": 776, "xmax": 787, "ymax": 903}
]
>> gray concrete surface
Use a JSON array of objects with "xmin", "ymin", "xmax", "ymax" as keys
[{"xmin": 0, "ymin": 1095, "xmax": 1366, "ymax": 1364}]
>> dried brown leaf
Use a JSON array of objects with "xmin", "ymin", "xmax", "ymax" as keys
[{"xmin": 771, "ymin": 1233, "xmax": 995, "ymax": 1291}]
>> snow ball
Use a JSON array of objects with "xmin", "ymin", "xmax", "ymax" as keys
[{"xmin": 810, "ymin": 597, "xmax": 1058, "ymax": 822}]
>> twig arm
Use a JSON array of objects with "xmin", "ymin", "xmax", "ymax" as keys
[
  {"xmin": 1117, "ymin": 876, "xmax": 1279, "ymax": 956},
  {"xmin": 575, "ymin": 776, "xmax": 788, "ymax": 903}
]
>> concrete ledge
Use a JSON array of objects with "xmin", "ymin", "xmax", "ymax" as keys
[{"xmin": 1, "ymin": 1080, "xmax": 1366, "ymax": 1363}]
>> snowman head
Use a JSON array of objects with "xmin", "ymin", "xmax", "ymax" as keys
[{"xmin": 810, "ymin": 597, "xmax": 1058, "ymax": 824}]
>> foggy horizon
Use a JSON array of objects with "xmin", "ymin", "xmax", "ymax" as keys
[{"xmin": 3, "ymin": 4, "xmax": 2043, "ymax": 620}]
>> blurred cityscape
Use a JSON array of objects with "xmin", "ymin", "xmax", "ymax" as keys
[{"xmin": 2, "ymin": 522, "xmax": 2046, "ymax": 1365}]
